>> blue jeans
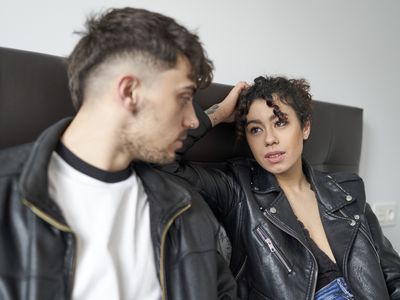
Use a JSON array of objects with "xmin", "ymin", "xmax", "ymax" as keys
[{"xmin": 315, "ymin": 277, "xmax": 354, "ymax": 300}]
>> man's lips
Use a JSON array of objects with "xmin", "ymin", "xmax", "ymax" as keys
[
  {"xmin": 174, "ymin": 133, "xmax": 187, "ymax": 148},
  {"xmin": 178, "ymin": 134, "xmax": 187, "ymax": 141},
  {"xmin": 264, "ymin": 151, "xmax": 285, "ymax": 163}
]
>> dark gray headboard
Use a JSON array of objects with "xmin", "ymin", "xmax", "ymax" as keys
[
  {"xmin": 0, "ymin": 47, "xmax": 363, "ymax": 173},
  {"xmin": 0, "ymin": 47, "xmax": 75, "ymax": 149},
  {"xmin": 188, "ymin": 84, "xmax": 363, "ymax": 173}
]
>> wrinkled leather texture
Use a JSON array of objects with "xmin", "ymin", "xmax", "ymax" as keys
[
  {"xmin": 166, "ymin": 110, "xmax": 400, "ymax": 300},
  {"xmin": 0, "ymin": 119, "xmax": 238, "ymax": 300}
]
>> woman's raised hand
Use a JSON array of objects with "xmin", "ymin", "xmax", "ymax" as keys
[{"xmin": 205, "ymin": 81, "xmax": 249, "ymax": 127}]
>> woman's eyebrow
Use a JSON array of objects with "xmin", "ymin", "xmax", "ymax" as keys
[{"xmin": 245, "ymin": 119, "xmax": 262, "ymax": 127}]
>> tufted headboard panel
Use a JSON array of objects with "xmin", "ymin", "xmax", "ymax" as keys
[
  {"xmin": 0, "ymin": 47, "xmax": 363, "ymax": 173},
  {"xmin": 187, "ymin": 83, "xmax": 363, "ymax": 173},
  {"xmin": 0, "ymin": 47, "xmax": 75, "ymax": 149}
]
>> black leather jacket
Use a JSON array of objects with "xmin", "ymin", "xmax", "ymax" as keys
[
  {"xmin": 0, "ymin": 119, "xmax": 237, "ymax": 300},
  {"xmin": 166, "ymin": 111, "xmax": 400, "ymax": 300}
]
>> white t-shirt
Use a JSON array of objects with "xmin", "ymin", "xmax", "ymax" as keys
[{"xmin": 47, "ymin": 144, "xmax": 161, "ymax": 300}]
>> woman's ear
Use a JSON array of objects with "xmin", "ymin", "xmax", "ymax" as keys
[
  {"xmin": 303, "ymin": 120, "xmax": 311, "ymax": 140},
  {"xmin": 118, "ymin": 75, "xmax": 140, "ymax": 112}
]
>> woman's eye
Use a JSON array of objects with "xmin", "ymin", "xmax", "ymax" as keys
[
  {"xmin": 249, "ymin": 127, "xmax": 262, "ymax": 135},
  {"xmin": 275, "ymin": 120, "xmax": 287, "ymax": 127}
]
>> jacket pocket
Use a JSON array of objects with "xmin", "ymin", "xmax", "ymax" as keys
[{"xmin": 254, "ymin": 225, "xmax": 293, "ymax": 273}]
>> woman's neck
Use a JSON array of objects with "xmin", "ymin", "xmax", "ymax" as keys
[{"xmin": 275, "ymin": 162, "xmax": 309, "ymax": 194}]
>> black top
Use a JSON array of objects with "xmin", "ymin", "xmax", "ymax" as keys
[{"xmin": 298, "ymin": 219, "xmax": 342, "ymax": 291}]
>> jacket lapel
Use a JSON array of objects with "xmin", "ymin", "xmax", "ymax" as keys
[
  {"xmin": 250, "ymin": 162, "xmax": 308, "ymax": 245},
  {"xmin": 308, "ymin": 165, "xmax": 361, "ymax": 271}
]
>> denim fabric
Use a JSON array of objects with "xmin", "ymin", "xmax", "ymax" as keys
[{"xmin": 315, "ymin": 277, "xmax": 354, "ymax": 300}]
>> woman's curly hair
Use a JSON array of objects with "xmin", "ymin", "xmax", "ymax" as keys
[{"xmin": 235, "ymin": 75, "xmax": 313, "ymax": 140}]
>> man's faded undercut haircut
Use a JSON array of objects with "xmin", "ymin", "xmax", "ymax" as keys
[{"xmin": 67, "ymin": 7, "xmax": 214, "ymax": 109}]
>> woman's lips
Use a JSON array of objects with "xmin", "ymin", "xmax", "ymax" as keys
[{"xmin": 264, "ymin": 151, "xmax": 285, "ymax": 163}]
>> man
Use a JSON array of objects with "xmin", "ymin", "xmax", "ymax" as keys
[{"xmin": 0, "ymin": 7, "xmax": 237, "ymax": 300}]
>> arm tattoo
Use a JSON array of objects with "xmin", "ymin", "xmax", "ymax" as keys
[
  {"xmin": 205, "ymin": 104, "xmax": 219, "ymax": 115},
  {"xmin": 205, "ymin": 104, "xmax": 220, "ymax": 126}
]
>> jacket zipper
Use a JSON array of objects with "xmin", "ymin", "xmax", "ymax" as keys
[
  {"xmin": 261, "ymin": 209, "xmax": 318, "ymax": 299},
  {"xmin": 23, "ymin": 199, "xmax": 77, "ymax": 298},
  {"xmin": 234, "ymin": 255, "xmax": 247, "ymax": 280},
  {"xmin": 159, "ymin": 203, "xmax": 191, "ymax": 300},
  {"xmin": 23, "ymin": 199, "xmax": 73, "ymax": 232},
  {"xmin": 255, "ymin": 226, "xmax": 292, "ymax": 273}
]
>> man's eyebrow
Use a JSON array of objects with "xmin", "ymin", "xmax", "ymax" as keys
[{"xmin": 179, "ymin": 85, "xmax": 196, "ymax": 94}]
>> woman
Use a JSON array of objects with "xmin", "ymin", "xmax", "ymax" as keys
[{"xmin": 168, "ymin": 76, "xmax": 400, "ymax": 299}]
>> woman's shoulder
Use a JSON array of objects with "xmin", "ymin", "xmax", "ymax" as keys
[
  {"xmin": 311, "ymin": 166, "xmax": 365, "ymax": 193},
  {"xmin": 315, "ymin": 170, "xmax": 366, "ymax": 203},
  {"xmin": 325, "ymin": 171, "xmax": 363, "ymax": 184}
]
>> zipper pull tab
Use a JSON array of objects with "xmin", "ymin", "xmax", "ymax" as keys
[{"xmin": 266, "ymin": 238, "xmax": 276, "ymax": 253}]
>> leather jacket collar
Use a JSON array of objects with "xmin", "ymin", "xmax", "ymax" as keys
[
  {"xmin": 18, "ymin": 118, "xmax": 192, "ymax": 230},
  {"xmin": 19, "ymin": 118, "xmax": 72, "ymax": 226},
  {"xmin": 249, "ymin": 158, "xmax": 358, "ymax": 213}
]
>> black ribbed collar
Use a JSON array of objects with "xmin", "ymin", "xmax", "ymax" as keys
[{"xmin": 55, "ymin": 142, "xmax": 132, "ymax": 183}]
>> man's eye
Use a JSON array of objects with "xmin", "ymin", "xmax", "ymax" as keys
[{"xmin": 180, "ymin": 96, "xmax": 193, "ymax": 105}]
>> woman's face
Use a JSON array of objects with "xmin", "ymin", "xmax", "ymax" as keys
[{"xmin": 245, "ymin": 97, "xmax": 310, "ymax": 176}]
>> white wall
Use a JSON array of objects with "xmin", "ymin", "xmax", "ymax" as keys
[{"xmin": 1, "ymin": 0, "xmax": 400, "ymax": 249}]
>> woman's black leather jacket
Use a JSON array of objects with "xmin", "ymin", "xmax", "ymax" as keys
[{"xmin": 166, "ymin": 111, "xmax": 400, "ymax": 299}]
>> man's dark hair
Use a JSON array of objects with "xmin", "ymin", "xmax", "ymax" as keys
[
  {"xmin": 67, "ymin": 7, "xmax": 214, "ymax": 109},
  {"xmin": 236, "ymin": 75, "xmax": 313, "ymax": 140}
]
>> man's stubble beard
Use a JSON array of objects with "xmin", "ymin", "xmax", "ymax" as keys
[{"xmin": 121, "ymin": 131, "xmax": 175, "ymax": 164}]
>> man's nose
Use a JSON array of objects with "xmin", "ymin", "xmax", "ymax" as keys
[{"xmin": 185, "ymin": 103, "xmax": 200, "ymax": 129}]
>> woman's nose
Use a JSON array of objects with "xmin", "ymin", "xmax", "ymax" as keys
[{"xmin": 264, "ymin": 131, "xmax": 278, "ymax": 146}]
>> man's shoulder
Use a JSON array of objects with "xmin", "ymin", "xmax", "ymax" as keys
[
  {"xmin": 150, "ymin": 166, "xmax": 206, "ymax": 199},
  {"xmin": 141, "ymin": 165, "xmax": 217, "ymax": 215},
  {"xmin": 0, "ymin": 143, "xmax": 33, "ymax": 178}
]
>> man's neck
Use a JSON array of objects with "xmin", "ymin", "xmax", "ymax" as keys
[{"xmin": 60, "ymin": 109, "xmax": 132, "ymax": 172}]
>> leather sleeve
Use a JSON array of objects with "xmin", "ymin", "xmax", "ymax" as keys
[
  {"xmin": 162, "ymin": 102, "xmax": 242, "ymax": 219},
  {"xmin": 365, "ymin": 203, "xmax": 400, "ymax": 298},
  {"xmin": 163, "ymin": 156, "xmax": 241, "ymax": 220},
  {"xmin": 216, "ymin": 248, "xmax": 240, "ymax": 299}
]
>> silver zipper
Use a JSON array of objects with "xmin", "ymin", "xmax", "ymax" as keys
[
  {"xmin": 255, "ymin": 226, "xmax": 292, "ymax": 273},
  {"xmin": 261, "ymin": 209, "xmax": 318, "ymax": 299}
]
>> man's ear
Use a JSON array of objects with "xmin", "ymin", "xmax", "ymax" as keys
[
  {"xmin": 303, "ymin": 120, "xmax": 311, "ymax": 140},
  {"xmin": 118, "ymin": 75, "xmax": 140, "ymax": 112}
]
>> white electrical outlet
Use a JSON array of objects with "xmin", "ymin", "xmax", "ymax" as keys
[{"xmin": 372, "ymin": 203, "xmax": 397, "ymax": 227}]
